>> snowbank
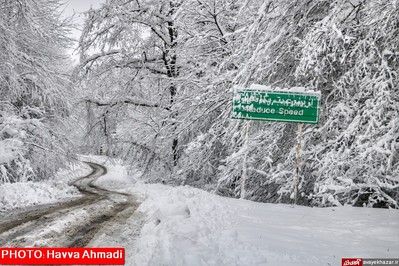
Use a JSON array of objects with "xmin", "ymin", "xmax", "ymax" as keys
[
  {"xmin": 0, "ymin": 180, "xmax": 80, "ymax": 213},
  {"xmin": 0, "ymin": 161, "xmax": 90, "ymax": 213},
  {"xmin": 94, "ymin": 162, "xmax": 399, "ymax": 266},
  {"xmin": 128, "ymin": 184, "xmax": 268, "ymax": 266}
]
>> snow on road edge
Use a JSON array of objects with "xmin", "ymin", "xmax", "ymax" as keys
[
  {"xmin": 127, "ymin": 184, "xmax": 268, "ymax": 266},
  {"xmin": 0, "ymin": 161, "xmax": 91, "ymax": 213},
  {"xmin": 94, "ymin": 160, "xmax": 399, "ymax": 266}
]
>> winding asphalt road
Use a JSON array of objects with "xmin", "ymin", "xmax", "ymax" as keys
[{"xmin": 0, "ymin": 162, "xmax": 139, "ymax": 247}]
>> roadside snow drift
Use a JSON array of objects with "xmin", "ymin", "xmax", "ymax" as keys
[
  {"xmin": 94, "ymin": 161, "xmax": 399, "ymax": 266},
  {"xmin": 0, "ymin": 181, "xmax": 80, "ymax": 213},
  {"xmin": 0, "ymin": 162, "xmax": 90, "ymax": 213}
]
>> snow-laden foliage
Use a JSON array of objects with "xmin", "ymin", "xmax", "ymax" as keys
[
  {"xmin": 76, "ymin": 0, "xmax": 181, "ymax": 171},
  {"xmin": 215, "ymin": 0, "xmax": 399, "ymax": 208},
  {"xmin": 0, "ymin": 0, "xmax": 74, "ymax": 183},
  {"xmin": 78, "ymin": 0, "xmax": 398, "ymax": 208},
  {"xmin": 294, "ymin": 0, "xmax": 399, "ymax": 207}
]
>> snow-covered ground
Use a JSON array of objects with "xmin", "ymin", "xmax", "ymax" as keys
[
  {"xmin": 0, "ymin": 161, "xmax": 90, "ymax": 213},
  {"xmin": 93, "ymin": 160, "xmax": 399, "ymax": 266},
  {"xmin": 1, "ymin": 156, "xmax": 398, "ymax": 265}
]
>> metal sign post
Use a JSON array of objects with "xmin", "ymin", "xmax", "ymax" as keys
[
  {"xmin": 241, "ymin": 120, "xmax": 251, "ymax": 199},
  {"xmin": 295, "ymin": 124, "xmax": 303, "ymax": 205},
  {"xmin": 232, "ymin": 85, "xmax": 320, "ymax": 204}
]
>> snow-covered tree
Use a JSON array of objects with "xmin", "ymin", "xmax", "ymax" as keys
[
  {"xmin": 77, "ymin": 0, "xmax": 182, "ymax": 171},
  {"xmin": 293, "ymin": 0, "xmax": 399, "ymax": 208},
  {"xmin": 0, "ymin": 0, "xmax": 74, "ymax": 183},
  {"xmin": 176, "ymin": 0, "xmax": 398, "ymax": 208},
  {"xmin": 209, "ymin": 0, "xmax": 399, "ymax": 208},
  {"xmin": 77, "ymin": 0, "xmax": 398, "ymax": 208}
]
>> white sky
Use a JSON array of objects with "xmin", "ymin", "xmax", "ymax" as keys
[{"xmin": 63, "ymin": 0, "xmax": 104, "ymax": 61}]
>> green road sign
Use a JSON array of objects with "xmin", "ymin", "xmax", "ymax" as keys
[{"xmin": 232, "ymin": 87, "xmax": 321, "ymax": 124}]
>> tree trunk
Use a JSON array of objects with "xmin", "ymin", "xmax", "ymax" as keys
[{"xmin": 166, "ymin": 7, "xmax": 179, "ymax": 166}]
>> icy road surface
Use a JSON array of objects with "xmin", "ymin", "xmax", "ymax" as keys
[{"xmin": 0, "ymin": 162, "xmax": 140, "ymax": 247}]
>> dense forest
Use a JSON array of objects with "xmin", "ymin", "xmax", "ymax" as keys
[
  {"xmin": 1, "ymin": 0, "xmax": 398, "ymax": 208},
  {"xmin": 0, "ymin": 0, "xmax": 74, "ymax": 183}
]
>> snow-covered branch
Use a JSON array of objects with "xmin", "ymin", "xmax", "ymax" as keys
[{"xmin": 85, "ymin": 98, "xmax": 170, "ymax": 110}]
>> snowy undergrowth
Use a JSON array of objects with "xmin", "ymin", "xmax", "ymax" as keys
[
  {"xmin": 0, "ymin": 161, "xmax": 90, "ymax": 213},
  {"xmin": 94, "ymin": 161, "xmax": 399, "ymax": 266},
  {"xmin": 54, "ymin": 160, "xmax": 92, "ymax": 184}
]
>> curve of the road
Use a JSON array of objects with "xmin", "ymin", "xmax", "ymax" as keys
[{"xmin": 0, "ymin": 161, "xmax": 139, "ymax": 247}]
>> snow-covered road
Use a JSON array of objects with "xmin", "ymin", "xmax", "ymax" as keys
[
  {"xmin": 86, "ymin": 159, "xmax": 399, "ymax": 266},
  {"xmin": 0, "ymin": 162, "xmax": 141, "ymax": 247},
  {"xmin": 1, "ymin": 158, "xmax": 399, "ymax": 266}
]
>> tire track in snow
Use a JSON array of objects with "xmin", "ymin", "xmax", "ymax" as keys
[{"xmin": 0, "ymin": 161, "xmax": 139, "ymax": 247}]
